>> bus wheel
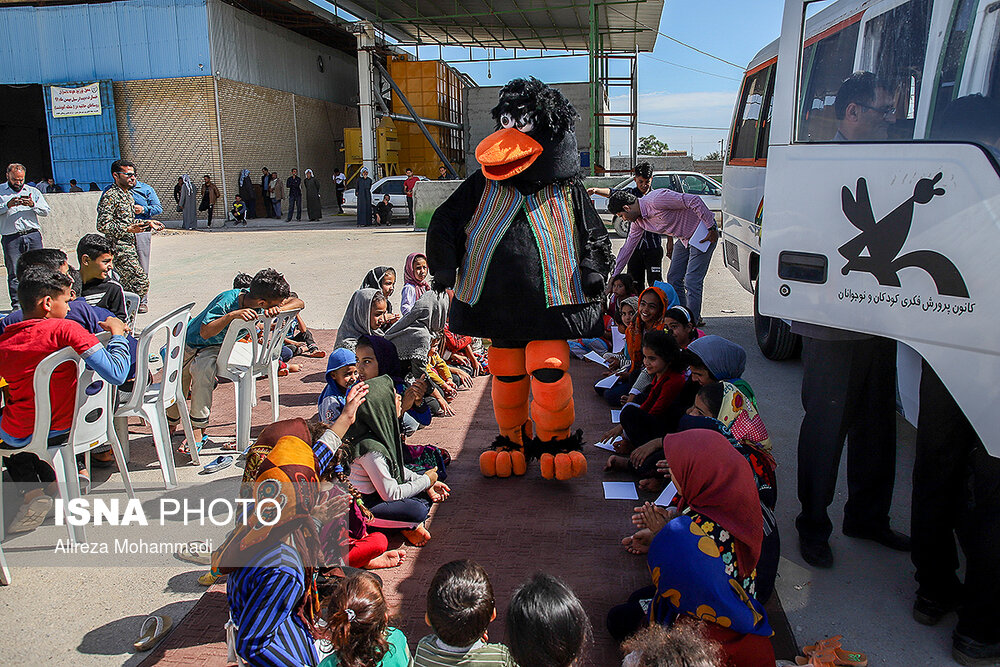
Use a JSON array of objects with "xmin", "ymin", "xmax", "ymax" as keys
[
  {"xmin": 754, "ymin": 281, "xmax": 800, "ymax": 360},
  {"xmin": 612, "ymin": 215, "xmax": 630, "ymax": 238}
]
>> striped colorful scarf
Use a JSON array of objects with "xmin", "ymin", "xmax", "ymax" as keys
[{"xmin": 456, "ymin": 180, "xmax": 586, "ymax": 307}]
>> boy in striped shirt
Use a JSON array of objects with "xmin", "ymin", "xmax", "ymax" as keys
[{"xmin": 412, "ymin": 560, "xmax": 516, "ymax": 666}]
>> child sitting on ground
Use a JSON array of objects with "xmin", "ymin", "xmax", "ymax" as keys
[
  {"xmin": 319, "ymin": 349, "xmax": 359, "ymax": 423},
  {"xmin": 231, "ymin": 195, "xmax": 247, "ymax": 226},
  {"xmin": 318, "ymin": 571, "xmax": 410, "ymax": 667},
  {"xmin": 361, "ymin": 266, "xmax": 401, "ymax": 328},
  {"xmin": 400, "ymin": 252, "xmax": 430, "ymax": 315},
  {"xmin": 166, "ymin": 268, "xmax": 302, "ymax": 453},
  {"xmin": 0, "ymin": 267, "xmax": 130, "ymax": 533},
  {"xmin": 620, "ymin": 621, "xmax": 723, "ymax": 667},
  {"xmin": 507, "ymin": 573, "xmax": 590, "ymax": 667},
  {"xmin": 336, "ymin": 288, "xmax": 389, "ymax": 350},
  {"xmin": 604, "ymin": 330, "xmax": 689, "ymax": 487},
  {"xmin": 77, "ymin": 233, "xmax": 127, "ymax": 320},
  {"xmin": 411, "ymin": 560, "xmax": 516, "ymax": 666}
]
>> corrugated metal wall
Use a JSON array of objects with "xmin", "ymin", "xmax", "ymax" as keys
[
  {"xmin": 207, "ymin": 0, "xmax": 357, "ymax": 106},
  {"xmin": 0, "ymin": 0, "xmax": 210, "ymax": 85}
]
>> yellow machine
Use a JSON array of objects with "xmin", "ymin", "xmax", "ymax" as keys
[{"xmin": 343, "ymin": 124, "xmax": 399, "ymax": 183}]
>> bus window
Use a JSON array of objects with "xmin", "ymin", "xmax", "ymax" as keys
[
  {"xmin": 857, "ymin": 0, "xmax": 932, "ymax": 140},
  {"xmin": 927, "ymin": 0, "xmax": 977, "ymax": 137},
  {"xmin": 757, "ymin": 67, "xmax": 776, "ymax": 159},
  {"xmin": 730, "ymin": 67, "xmax": 770, "ymax": 160},
  {"xmin": 797, "ymin": 20, "xmax": 861, "ymax": 141}
]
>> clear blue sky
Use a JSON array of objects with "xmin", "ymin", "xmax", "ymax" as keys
[{"xmin": 319, "ymin": 0, "xmax": 787, "ymax": 159}]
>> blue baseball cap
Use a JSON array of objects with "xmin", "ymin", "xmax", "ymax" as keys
[{"xmin": 326, "ymin": 348, "xmax": 358, "ymax": 373}]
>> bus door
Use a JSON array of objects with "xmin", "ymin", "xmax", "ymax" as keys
[{"xmin": 760, "ymin": 0, "xmax": 1000, "ymax": 453}]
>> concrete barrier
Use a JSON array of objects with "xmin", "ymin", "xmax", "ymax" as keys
[
  {"xmin": 35, "ymin": 192, "xmax": 103, "ymax": 257},
  {"xmin": 412, "ymin": 180, "xmax": 462, "ymax": 230}
]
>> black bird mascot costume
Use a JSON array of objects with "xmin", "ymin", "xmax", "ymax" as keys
[{"xmin": 427, "ymin": 77, "xmax": 612, "ymax": 480}]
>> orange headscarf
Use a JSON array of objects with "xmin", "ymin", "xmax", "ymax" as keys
[{"xmin": 625, "ymin": 285, "xmax": 669, "ymax": 373}]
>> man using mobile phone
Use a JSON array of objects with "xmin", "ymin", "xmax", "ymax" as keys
[{"xmin": 0, "ymin": 163, "xmax": 50, "ymax": 309}]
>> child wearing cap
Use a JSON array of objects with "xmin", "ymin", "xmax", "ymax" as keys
[{"xmin": 319, "ymin": 348, "xmax": 359, "ymax": 422}]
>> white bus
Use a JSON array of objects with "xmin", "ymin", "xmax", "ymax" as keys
[{"xmin": 722, "ymin": 0, "xmax": 1000, "ymax": 450}]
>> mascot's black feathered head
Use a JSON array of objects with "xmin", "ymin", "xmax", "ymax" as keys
[{"xmin": 475, "ymin": 77, "xmax": 581, "ymax": 184}]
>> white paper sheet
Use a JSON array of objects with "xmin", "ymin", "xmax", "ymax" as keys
[
  {"xmin": 594, "ymin": 374, "xmax": 617, "ymax": 390},
  {"xmin": 653, "ymin": 482, "xmax": 678, "ymax": 507},
  {"xmin": 611, "ymin": 409, "xmax": 621, "ymax": 424},
  {"xmin": 583, "ymin": 350, "xmax": 610, "ymax": 367},
  {"xmin": 603, "ymin": 481, "xmax": 639, "ymax": 500},
  {"xmin": 593, "ymin": 435, "xmax": 623, "ymax": 452},
  {"xmin": 688, "ymin": 222, "xmax": 712, "ymax": 253},
  {"xmin": 612, "ymin": 327, "xmax": 626, "ymax": 353}
]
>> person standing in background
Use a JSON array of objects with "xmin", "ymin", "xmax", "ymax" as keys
[
  {"xmin": 178, "ymin": 175, "xmax": 198, "ymax": 231},
  {"xmin": 333, "ymin": 167, "xmax": 346, "ymax": 214},
  {"xmin": 261, "ymin": 167, "xmax": 273, "ymax": 218},
  {"xmin": 69, "ymin": 179, "xmax": 83, "ymax": 192},
  {"xmin": 200, "ymin": 175, "xmax": 221, "ymax": 227},
  {"xmin": 356, "ymin": 168, "xmax": 373, "ymax": 227},
  {"xmin": 403, "ymin": 167, "xmax": 418, "ymax": 226},
  {"xmin": 285, "ymin": 168, "xmax": 302, "ymax": 222},
  {"xmin": 238, "ymin": 169, "xmax": 256, "ymax": 219},
  {"xmin": 303, "ymin": 169, "xmax": 322, "ymax": 221},
  {"xmin": 0, "ymin": 163, "xmax": 49, "ymax": 308},
  {"xmin": 270, "ymin": 171, "xmax": 284, "ymax": 219},
  {"xmin": 96, "ymin": 159, "xmax": 163, "ymax": 299},
  {"xmin": 130, "ymin": 178, "xmax": 162, "ymax": 313}
]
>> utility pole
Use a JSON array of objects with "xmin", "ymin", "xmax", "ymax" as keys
[{"xmin": 351, "ymin": 22, "xmax": 378, "ymax": 179}]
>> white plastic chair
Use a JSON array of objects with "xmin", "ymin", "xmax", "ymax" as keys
[
  {"xmin": 122, "ymin": 291, "xmax": 140, "ymax": 328},
  {"xmin": 113, "ymin": 303, "xmax": 198, "ymax": 490},
  {"xmin": 0, "ymin": 340, "xmax": 133, "ymax": 544},
  {"xmin": 217, "ymin": 309, "xmax": 301, "ymax": 452}
]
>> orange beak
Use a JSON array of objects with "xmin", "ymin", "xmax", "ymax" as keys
[{"xmin": 475, "ymin": 128, "xmax": 543, "ymax": 181}]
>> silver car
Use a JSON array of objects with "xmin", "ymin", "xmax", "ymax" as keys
[
  {"xmin": 343, "ymin": 174, "xmax": 429, "ymax": 219},
  {"xmin": 591, "ymin": 171, "xmax": 722, "ymax": 237}
]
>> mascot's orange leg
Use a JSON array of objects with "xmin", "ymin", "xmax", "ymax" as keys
[
  {"xmin": 481, "ymin": 346, "xmax": 530, "ymax": 477},
  {"xmin": 525, "ymin": 340, "xmax": 586, "ymax": 480}
]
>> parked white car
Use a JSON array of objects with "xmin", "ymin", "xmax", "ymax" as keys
[
  {"xmin": 590, "ymin": 171, "xmax": 722, "ymax": 237},
  {"xmin": 343, "ymin": 174, "xmax": 429, "ymax": 218}
]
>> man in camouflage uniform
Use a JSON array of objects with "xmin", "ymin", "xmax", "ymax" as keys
[{"xmin": 96, "ymin": 159, "xmax": 163, "ymax": 297}]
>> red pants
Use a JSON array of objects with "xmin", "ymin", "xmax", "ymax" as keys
[{"xmin": 348, "ymin": 532, "xmax": 389, "ymax": 569}]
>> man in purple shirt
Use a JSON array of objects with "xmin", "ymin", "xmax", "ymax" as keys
[{"xmin": 609, "ymin": 187, "xmax": 718, "ymax": 325}]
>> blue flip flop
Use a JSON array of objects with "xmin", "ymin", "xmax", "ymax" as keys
[
  {"xmin": 202, "ymin": 455, "xmax": 233, "ymax": 474},
  {"xmin": 178, "ymin": 434, "xmax": 209, "ymax": 456}
]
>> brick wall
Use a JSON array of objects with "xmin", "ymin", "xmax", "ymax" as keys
[
  {"xmin": 113, "ymin": 76, "xmax": 357, "ymax": 219},
  {"xmin": 113, "ymin": 77, "xmax": 221, "ymax": 219}
]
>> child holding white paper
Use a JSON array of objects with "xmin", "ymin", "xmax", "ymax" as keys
[{"xmin": 603, "ymin": 331, "xmax": 687, "ymax": 489}]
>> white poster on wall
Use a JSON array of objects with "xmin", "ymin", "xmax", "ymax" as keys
[{"xmin": 51, "ymin": 82, "xmax": 101, "ymax": 117}]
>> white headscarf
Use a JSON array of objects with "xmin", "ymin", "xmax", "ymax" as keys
[
  {"xmin": 304, "ymin": 169, "xmax": 314, "ymax": 178},
  {"xmin": 181, "ymin": 174, "xmax": 194, "ymax": 196}
]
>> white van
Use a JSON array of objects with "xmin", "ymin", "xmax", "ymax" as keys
[{"xmin": 723, "ymin": 0, "xmax": 1000, "ymax": 451}]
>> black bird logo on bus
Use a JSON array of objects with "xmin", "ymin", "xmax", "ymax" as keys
[{"xmin": 838, "ymin": 173, "xmax": 969, "ymax": 298}]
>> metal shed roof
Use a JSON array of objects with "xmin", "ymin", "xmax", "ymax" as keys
[{"xmin": 332, "ymin": 0, "xmax": 663, "ymax": 52}]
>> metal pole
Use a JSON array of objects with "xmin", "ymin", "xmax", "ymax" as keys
[
  {"xmin": 377, "ymin": 112, "xmax": 463, "ymax": 130},
  {"xmin": 589, "ymin": 0, "xmax": 598, "ymax": 175},
  {"xmin": 374, "ymin": 60, "xmax": 458, "ymax": 177},
  {"xmin": 291, "ymin": 94, "xmax": 300, "ymax": 170},
  {"xmin": 353, "ymin": 22, "xmax": 377, "ymax": 178}
]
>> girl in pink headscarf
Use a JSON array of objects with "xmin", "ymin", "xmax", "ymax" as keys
[{"xmin": 400, "ymin": 252, "xmax": 431, "ymax": 315}]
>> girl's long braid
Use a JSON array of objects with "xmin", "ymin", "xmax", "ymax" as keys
[{"xmin": 332, "ymin": 447, "xmax": 374, "ymax": 522}]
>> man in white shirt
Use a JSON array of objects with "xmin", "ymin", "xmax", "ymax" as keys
[
  {"xmin": 0, "ymin": 163, "xmax": 50, "ymax": 308},
  {"xmin": 333, "ymin": 168, "xmax": 346, "ymax": 214}
]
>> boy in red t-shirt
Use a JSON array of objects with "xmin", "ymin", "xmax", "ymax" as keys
[{"xmin": 0, "ymin": 267, "xmax": 130, "ymax": 534}]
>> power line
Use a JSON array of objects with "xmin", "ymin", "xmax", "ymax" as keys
[
  {"xmin": 637, "ymin": 121, "xmax": 730, "ymax": 130},
  {"xmin": 639, "ymin": 54, "xmax": 742, "ymax": 81},
  {"xmin": 606, "ymin": 5, "xmax": 745, "ymax": 69}
]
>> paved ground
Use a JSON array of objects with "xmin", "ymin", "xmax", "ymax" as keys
[{"xmin": 0, "ymin": 215, "xmax": 955, "ymax": 665}]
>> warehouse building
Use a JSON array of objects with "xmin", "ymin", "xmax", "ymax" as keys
[{"xmin": 0, "ymin": 0, "xmax": 360, "ymax": 214}]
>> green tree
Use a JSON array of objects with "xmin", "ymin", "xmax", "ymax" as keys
[
  {"xmin": 704, "ymin": 150, "xmax": 721, "ymax": 160},
  {"xmin": 638, "ymin": 135, "xmax": 670, "ymax": 156}
]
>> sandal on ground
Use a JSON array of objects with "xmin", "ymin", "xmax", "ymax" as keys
[
  {"xmin": 203, "ymin": 455, "xmax": 234, "ymax": 474},
  {"xmin": 177, "ymin": 434, "xmax": 209, "ymax": 455},
  {"xmin": 134, "ymin": 614, "xmax": 172, "ymax": 652},
  {"xmin": 801, "ymin": 637, "xmax": 868, "ymax": 667},
  {"xmin": 796, "ymin": 650, "xmax": 839, "ymax": 667},
  {"xmin": 220, "ymin": 440, "xmax": 239, "ymax": 451},
  {"xmin": 198, "ymin": 571, "xmax": 221, "ymax": 586},
  {"xmin": 7, "ymin": 493, "xmax": 54, "ymax": 533},
  {"xmin": 175, "ymin": 541, "xmax": 214, "ymax": 566}
]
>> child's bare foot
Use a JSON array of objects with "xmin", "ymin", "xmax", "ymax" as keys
[
  {"xmin": 305, "ymin": 347, "xmax": 325, "ymax": 358},
  {"xmin": 639, "ymin": 477, "xmax": 666, "ymax": 493},
  {"xmin": 401, "ymin": 523, "xmax": 431, "ymax": 546},
  {"xmin": 621, "ymin": 529, "xmax": 652, "ymax": 554},
  {"xmin": 605, "ymin": 454, "xmax": 630, "ymax": 472},
  {"xmin": 288, "ymin": 363, "xmax": 301, "ymax": 373},
  {"xmin": 365, "ymin": 550, "xmax": 406, "ymax": 569}
]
